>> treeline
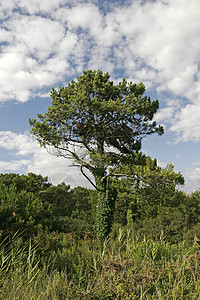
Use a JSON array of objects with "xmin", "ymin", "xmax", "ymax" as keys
[
  {"xmin": 0, "ymin": 172, "xmax": 96, "ymax": 240},
  {"xmin": 1, "ymin": 170, "xmax": 200, "ymax": 245}
]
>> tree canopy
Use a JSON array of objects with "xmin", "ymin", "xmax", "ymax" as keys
[
  {"xmin": 29, "ymin": 69, "xmax": 164, "ymax": 239},
  {"xmin": 30, "ymin": 70, "xmax": 163, "ymax": 172}
]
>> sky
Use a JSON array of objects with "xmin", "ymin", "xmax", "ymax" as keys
[{"xmin": 0, "ymin": 0, "xmax": 200, "ymax": 193}]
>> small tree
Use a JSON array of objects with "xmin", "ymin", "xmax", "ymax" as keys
[
  {"xmin": 115, "ymin": 162, "xmax": 184, "ymax": 224},
  {"xmin": 29, "ymin": 70, "xmax": 164, "ymax": 240}
]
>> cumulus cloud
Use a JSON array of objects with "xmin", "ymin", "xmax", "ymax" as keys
[
  {"xmin": 0, "ymin": 159, "xmax": 30, "ymax": 173},
  {"xmin": 0, "ymin": 0, "xmax": 65, "ymax": 18},
  {"xmin": 170, "ymin": 104, "xmax": 200, "ymax": 142},
  {"xmin": 181, "ymin": 163, "xmax": 200, "ymax": 193},
  {"xmin": 0, "ymin": 131, "xmax": 92, "ymax": 188},
  {"xmin": 1, "ymin": 0, "xmax": 200, "ymax": 191},
  {"xmin": 0, "ymin": 9, "xmax": 80, "ymax": 102},
  {"xmin": 155, "ymin": 106, "xmax": 175, "ymax": 123},
  {"xmin": 1, "ymin": 0, "xmax": 200, "ymax": 107}
]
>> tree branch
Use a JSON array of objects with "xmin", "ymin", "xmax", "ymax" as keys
[
  {"xmin": 56, "ymin": 146, "xmax": 94, "ymax": 170},
  {"xmin": 80, "ymin": 166, "xmax": 98, "ymax": 189}
]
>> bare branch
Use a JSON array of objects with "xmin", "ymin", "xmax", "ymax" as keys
[
  {"xmin": 80, "ymin": 166, "xmax": 98, "ymax": 189},
  {"xmin": 56, "ymin": 145, "xmax": 94, "ymax": 171}
]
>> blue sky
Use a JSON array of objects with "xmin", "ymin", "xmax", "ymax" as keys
[{"xmin": 0, "ymin": 0, "xmax": 200, "ymax": 192}]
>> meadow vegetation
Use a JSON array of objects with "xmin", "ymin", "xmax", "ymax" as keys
[
  {"xmin": 1, "ymin": 172, "xmax": 200, "ymax": 299},
  {"xmin": 1, "ymin": 71, "xmax": 200, "ymax": 298}
]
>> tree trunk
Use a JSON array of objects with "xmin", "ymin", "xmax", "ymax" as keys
[{"xmin": 93, "ymin": 169, "xmax": 117, "ymax": 241}]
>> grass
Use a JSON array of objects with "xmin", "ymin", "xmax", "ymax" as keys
[{"xmin": 1, "ymin": 229, "xmax": 200, "ymax": 299}]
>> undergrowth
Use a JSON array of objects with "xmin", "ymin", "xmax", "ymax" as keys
[{"xmin": 1, "ymin": 229, "xmax": 200, "ymax": 299}]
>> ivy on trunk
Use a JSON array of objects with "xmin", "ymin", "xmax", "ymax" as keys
[{"xmin": 29, "ymin": 69, "xmax": 164, "ymax": 240}]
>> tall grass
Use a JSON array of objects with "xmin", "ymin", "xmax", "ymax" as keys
[{"xmin": 1, "ymin": 229, "xmax": 200, "ymax": 299}]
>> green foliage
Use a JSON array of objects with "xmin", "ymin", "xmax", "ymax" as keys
[
  {"xmin": 0, "ymin": 172, "xmax": 98, "ymax": 240},
  {"xmin": 1, "ymin": 170, "xmax": 200, "ymax": 298},
  {"xmin": 0, "ymin": 182, "xmax": 50, "ymax": 238},
  {"xmin": 29, "ymin": 70, "xmax": 163, "ymax": 159},
  {"xmin": 1, "ymin": 230, "xmax": 200, "ymax": 299},
  {"xmin": 37, "ymin": 182, "xmax": 74, "ymax": 233},
  {"xmin": 69, "ymin": 186, "xmax": 96, "ymax": 237},
  {"xmin": 0, "ymin": 172, "xmax": 51, "ymax": 193},
  {"xmin": 93, "ymin": 174, "xmax": 117, "ymax": 240},
  {"xmin": 29, "ymin": 69, "xmax": 164, "ymax": 239},
  {"xmin": 114, "ymin": 163, "xmax": 184, "ymax": 225},
  {"xmin": 0, "ymin": 173, "xmax": 54, "ymax": 237}
]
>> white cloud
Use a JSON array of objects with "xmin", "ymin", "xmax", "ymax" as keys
[
  {"xmin": 0, "ymin": 159, "xmax": 31, "ymax": 173},
  {"xmin": 0, "ymin": 12, "xmax": 80, "ymax": 102},
  {"xmin": 155, "ymin": 106, "xmax": 175, "ymax": 123},
  {"xmin": 0, "ymin": 131, "xmax": 92, "ymax": 188},
  {"xmin": 1, "ymin": 0, "xmax": 200, "ymax": 106},
  {"xmin": 0, "ymin": 0, "xmax": 65, "ymax": 17},
  {"xmin": 170, "ymin": 104, "xmax": 200, "ymax": 142},
  {"xmin": 182, "ymin": 164, "xmax": 200, "ymax": 193},
  {"xmin": 64, "ymin": 3, "xmax": 103, "ymax": 32},
  {"xmin": 1, "ymin": 0, "xmax": 200, "ymax": 188},
  {"xmin": 9, "ymin": 16, "xmax": 64, "ymax": 60},
  {"xmin": 167, "ymin": 65, "xmax": 198, "ymax": 97},
  {"xmin": 112, "ymin": 0, "xmax": 200, "ymax": 94}
]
